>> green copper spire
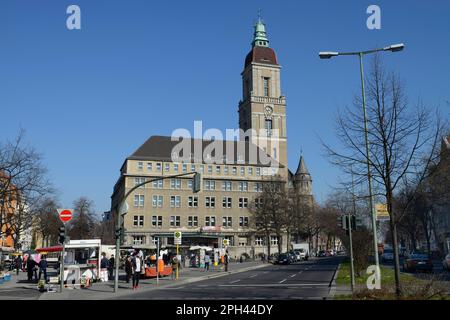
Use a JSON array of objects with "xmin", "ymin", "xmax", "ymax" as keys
[{"xmin": 252, "ymin": 13, "xmax": 269, "ymax": 48}]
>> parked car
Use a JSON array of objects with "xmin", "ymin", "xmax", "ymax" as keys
[
  {"xmin": 287, "ymin": 252, "xmax": 296, "ymax": 263},
  {"xmin": 381, "ymin": 249, "xmax": 394, "ymax": 263},
  {"xmin": 442, "ymin": 254, "xmax": 450, "ymax": 271},
  {"xmin": 403, "ymin": 252, "xmax": 433, "ymax": 273},
  {"xmin": 276, "ymin": 254, "xmax": 291, "ymax": 265},
  {"xmin": 294, "ymin": 249, "xmax": 308, "ymax": 260},
  {"xmin": 318, "ymin": 250, "xmax": 327, "ymax": 257}
]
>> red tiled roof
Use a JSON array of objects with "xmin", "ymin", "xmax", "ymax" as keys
[{"xmin": 245, "ymin": 46, "xmax": 278, "ymax": 68}]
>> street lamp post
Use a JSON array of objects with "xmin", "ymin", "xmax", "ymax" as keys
[{"xmin": 319, "ymin": 43, "xmax": 405, "ymax": 284}]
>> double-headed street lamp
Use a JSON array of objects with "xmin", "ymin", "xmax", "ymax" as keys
[{"xmin": 319, "ymin": 43, "xmax": 405, "ymax": 283}]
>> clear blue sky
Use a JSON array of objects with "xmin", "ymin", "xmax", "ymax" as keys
[{"xmin": 1, "ymin": 1, "xmax": 449, "ymax": 215}]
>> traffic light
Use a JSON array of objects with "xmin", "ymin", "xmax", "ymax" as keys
[
  {"xmin": 193, "ymin": 172, "xmax": 202, "ymax": 193},
  {"xmin": 59, "ymin": 226, "xmax": 66, "ymax": 244}
]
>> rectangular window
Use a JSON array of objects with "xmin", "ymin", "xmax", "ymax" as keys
[
  {"xmin": 187, "ymin": 179, "xmax": 193, "ymax": 190},
  {"xmin": 232, "ymin": 167, "xmax": 237, "ymax": 175},
  {"xmin": 170, "ymin": 179, "xmax": 181, "ymax": 189},
  {"xmin": 170, "ymin": 196, "xmax": 181, "ymax": 208},
  {"xmin": 188, "ymin": 196, "xmax": 198, "ymax": 207},
  {"xmin": 133, "ymin": 236, "xmax": 144, "ymax": 245},
  {"xmin": 173, "ymin": 163, "xmax": 179, "ymax": 172},
  {"xmin": 133, "ymin": 215, "xmax": 144, "ymax": 227},
  {"xmin": 152, "ymin": 180, "xmax": 163, "ymax": 189},
  {"xmin": 134, "ymin": 195, "xmax": 144, "ymax": 207},
  {"xmin": 238, "ymin": 182, "xmax": 248, "ymax": 192},
  {"xmin": 254, "ymin": 182, "xmax": 263, "ymax": 192},
  {"xmin": 255, "ymin": 198, "xmax": 263, "ymax": 209},
  {"xmin": 170, "ymin": 216, "xmax": 181, "ymax": 227},
  {"xmin": 165, "ymin": 163, "xmax": 170, "ymax": 172},
  {"xmin": 134, "ymin": 177, "xmax": 145, "ymax": 188},
  {"xmin": 152, "ymin": 195, "xmax": 163, "ymax": 208},
  {"xmin": 224, "ymin": 166, "xmax": 229, "ymax": 175},
  {"xmin": 263, "ymin": 77, "xmax": 270, "ymax": 97},
  {"xmin": 156, "ymin": 163, "xmax": 162, "ymax": 171},
  {"xmin": 191, "ymin": 164, "xmax": 196, "ymax": 172},
  {"xmin": 205, "ymin": 216, "xmax": 216, "ymax": 227},
  {"xmin": 216, "ymin": 166, "xmax": 221, "ymax": 174},
  {"xmin": 137, "ymin": 162, "xmax": 143, "ymax": 170},
  {"xmin": 256, "ymin": 168, "xmax": 261, "ymax": 176},
  {"xmin": 222, "ymin": 216, "xmax": 232, "ymax": 228},
  {"xmin": 270, "ymin": 236, "xmax": 278, "ymax": 246},
  {"xmin": 248, "ymin": 167, "xmax": 253, "ymax": 175},
  {"xmin": 151, "ymin": 216, "xmax": 162, "ymax": 227},
  {"xmin": 200, "ymin": 165, "xmax": 205, "ymax": 173},
  {"xmin": 240, "ymin": 167, "xmax": 245, "ymax": 176},
  {"xmin": 208, "ymin": 165, "xmax": 212, "ymax": 174},
  {"xmin": 188, "ymin": 216, "xmax": 198, "ymax": 227},
  {"xmin": 205, "ymin": 197, "xmax": 216, "ymax": 208},
  {"xmin": 222, "ymin": 197, "xmax": 232, "ymax": 208},
  {"xmin": 182, "ymin": 164, "xmax": 187, "ymax": 172},
  {"xmin": 204, "ymin": 180, "xmax": 216, "ymax": 191},
  {"xmin": 265, "ymin": 119, "xmax": 272, "ymax": 137},
  {"xmin": 239, "ymin": 217, "xmax": 249, "ymax": 228},
  {"xmin": 147, "ymin": 162, "xmax": 152, "ymax": 171},
  {"xmin": 222, "ymin": 181, "xmax": 232, "ymax": 191},
  {"xmin": 255, "ymin": 237, "xmax": 264, "ymax": 246},
  {"xmin": 239, "ymin": 198, "xmax": 248, "ymax": 208}
]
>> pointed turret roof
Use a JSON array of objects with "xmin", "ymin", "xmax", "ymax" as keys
[{"xmin": 295, "ymin": 156, "xmax": 310, "ymax": 176}]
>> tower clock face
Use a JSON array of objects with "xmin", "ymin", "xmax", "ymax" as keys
[{"xmin": 265, "ymin": 105, "xmax": 273, "ymax": 116}]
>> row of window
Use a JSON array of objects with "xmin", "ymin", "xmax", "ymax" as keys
[
  {"xmin": 134, "ymin": 195, "xmax": 259, "ymax": 209},
  {"xmin": 133, "ymin": 215, "xmax": 250, "ymax": 228},
  {"xmin": 135, "ymin": 178, "xmax": 264, "ymax": 192},
  {"xmin": 137, "ymin": 161, "xmax": 269, "ymax": 177},
  {"xmin": 130, "ymin": 235, "xmax": 278, "ymax": 246}
]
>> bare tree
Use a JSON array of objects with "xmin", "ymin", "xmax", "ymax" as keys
[
  {"xmin": 0, "ymin": 131, "xmax": 52, "ymax": 249},
  {"xmin": 34, "ymin": 197, "xmax": 61, "ymax": 247},
  {"xmin": 323, "ymin": 55, "xmax": 443, "ymax": 296},
  {"xmin": 68, "ymin": 197, "xmax": 96, "ymax": 240}
]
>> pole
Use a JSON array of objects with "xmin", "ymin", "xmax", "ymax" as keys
[
  {"xmin": 349, "ymin": 169, "xmax": 357, "ymax": 292},
  {"xmin": 156, "ymin": 238, "xmax": 159, "ymax": 286},
  {"xmin": 60, "ymin": 237, "xmax": 65, "ymax": 293},
  {"xmin": 176, "ymin": 244, "xmax": 179, "ymax": 280},
  {"xmin": 358, "ymin": 52, "xmax": 380, "ymax": 283},
  {"xmin": 114, "ymin": 205, "xmax": 121, "ymax": 292}
]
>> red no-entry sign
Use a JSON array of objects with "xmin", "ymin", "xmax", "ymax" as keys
[{"xmin": 58, "ymin": 209, "xmax": 73, "ymax": 223}]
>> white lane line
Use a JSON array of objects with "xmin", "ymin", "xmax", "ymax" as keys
[
  {"xmin": 290, "ymin": 274, "xmax": 296, "ymax": 278},
  {"xmin": 249, "ymin": 274, "xmax": 258, "ymax": 278},
  {"xmin": 279, "ymin": 279, "xmax": 287, "ymax": 284},
  {"xmin": 229, "ymin": 279, "xmax": 241, "ymax": 284},
  {"xmin": 219, "ymin": 283, "xmax": 329, "ymax": 287}
]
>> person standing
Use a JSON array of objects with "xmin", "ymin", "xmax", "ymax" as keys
[
  {"xmin": 132, "ymin": 253, "xmax": 142, "ymax": 290},
  {"xmin": 224, "ymin": 251, "xmax": 229, "ymax": 272},
  {"xmin": 38, "ymin": 256, "xmax": 48, "ymax": 283},
  {"xmin": 125, "ymin": 255, "xmax": 132, "ymax": 283},
  {"xmin": 100, "ymin": 252, "xmax": 109, "ymax": 281},
  {"xmin": 26, "ymin": 256, "xmax": 37, "ymax": 282},
  {"xmin": 108, "ymin": 254, "xmax": 115, "ymax": 280},
  {"xmin": 171, "ymin": 255, "xmax": 178, "ymax": 280},
  {"xmin": 14, "ymin": 255, "xmax": 22, "ymax": 276},
  {"xmin": 204, "ymin": 254, "xmax": 210, "ymax": 271}
]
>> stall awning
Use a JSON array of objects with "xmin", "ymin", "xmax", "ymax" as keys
[{"xmin": 36, "ymin": 246, "xmax": 63, "ymax": 253}]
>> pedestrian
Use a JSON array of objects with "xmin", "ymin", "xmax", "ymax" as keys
[
  {"xmin": 100, "ymin": 252, "xmax": 109, "ymax": 281},
  {"xmin": 204, "ymin": 254, "xmax": 210, "ymax": 271},
  {"xmin": 239, "ymin": 255, "xmax": 243, "ymax": 263},
  {"xmin": 26, "ymin": 256, "xmax": 37, "ymax": 282},
  {"xmin": 131, "ymin": 253, "xmax": 142, "ymax": 290},
  {"xmin": 14, "ymin": 255, "xmax": 22, "ymax": 276},
  {"xmin": 171, "ymin": 255, "xmax": 178, "ymax": 279},
  {"xmin": 108, "ymin": 254, "xmax": 115, "ymax": 279},
  {"xmin": 125, "ymin": 255, "xmax": 132, "ymax": 283},
  {"xmin": 38, "ymin": 256, "xmax": 48, "ymax": 283},
  {"xmin": 224, "ymin": 251, "xmax": 229, "ymax": 272}
]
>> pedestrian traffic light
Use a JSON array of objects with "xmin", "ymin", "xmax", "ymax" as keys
[
  {"xmin": 59, "ymin": 226, "xmax": 65, "ymax": 244},
  {"xmin": 193, "ymin": 172, "xmax": 202, "ymax": 193}
]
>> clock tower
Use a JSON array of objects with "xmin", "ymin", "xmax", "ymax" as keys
[{"xmin": 238, "ymin": 17, "xmax": 288, "ymax": 177}]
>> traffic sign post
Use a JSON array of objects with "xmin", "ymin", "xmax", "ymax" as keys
[
  {"xmin": 174, "ymin": 231, "xmax": 182, "ymax": 280},
  {"xmin": 57, "ymin": 209, "xmax": 72, "ymax": 293}
]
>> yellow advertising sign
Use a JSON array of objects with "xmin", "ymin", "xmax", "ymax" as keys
[{"xmin": 376, "ymin": 203, "xmax": 390, "ymax": 220}]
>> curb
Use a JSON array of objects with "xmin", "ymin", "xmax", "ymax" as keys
[{"xmin": 327, "ymin": 263, "xmax": 341, "ymax": 299}]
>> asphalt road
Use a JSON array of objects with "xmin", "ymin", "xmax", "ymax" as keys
[{"xmin": 121, "ymin": 256, "xmax": 344, "ymax": 300}]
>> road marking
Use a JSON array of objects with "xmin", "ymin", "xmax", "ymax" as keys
[
  {"xmin": 290, "ymin": 274, "xmax": 296, "ymax": 278},
  {"xmin": 219, "ymin": 283, "xmax": 329, "ymax": 287},
  {"xmin": 279, "ymin": 279, "xmax": 287, "ymax": 283},
  {"xmin": 249, "ymin": 274, "xmax": 257, "ymax": 278},
  {"xmin": 229, "ymin": 279, "xmax": 241, "ymax": 284}
]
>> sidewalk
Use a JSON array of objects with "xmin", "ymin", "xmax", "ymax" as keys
[{"xmin": 37, "ymin": 261, "xmax": 268, "ymax": 300}]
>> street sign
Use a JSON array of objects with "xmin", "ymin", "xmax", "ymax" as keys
[
  {"xmin": 174, "ymin": 231, "xmax": 182, "ymax": 245},
  {"xmin": 58, "ymin": 209, "xmax": 73, "ymax": 223},
  {"xmin": 376, "ymin": 203, "xmax": 390, "ymax": 221},
  {"xmin": 223, "ymin": 239, "xmax": 230, "ymax": 247}
]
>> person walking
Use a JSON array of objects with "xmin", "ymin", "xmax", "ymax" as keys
[
  {"xmin": 224, "ymin": 251, "xmax": 229, "ymax": 272},
  {"xmin": 108, "ymin": 254, "xmax": 115, "ymax": 280},
  {"xmin": 171, "ymin": 255, "xmax": 178, "ymax": 280},
  {"xmin": 204, "ymin": 254, "xmax": 210, "ymax": 271},
  {"xmin": 14, "ymin": 255, "xmax": 22, "ymax": 276},
  {"xmin": 26, "ymin": 256, "xmax": 37, "ymax": 282},
  {"xmin": 100, "ymin": 252, "xmax": 109, "ymax": 281},
  {"xmin": 131, "ymin": 253, "xmax": 142, "ymax": 290},
  {"xmin": 38, "ymin": 256, "xmax": 48, "ymax": 283},
  {"xmin": 125, "ymin": 255, "xmax": 132, "ymax": 283}
]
